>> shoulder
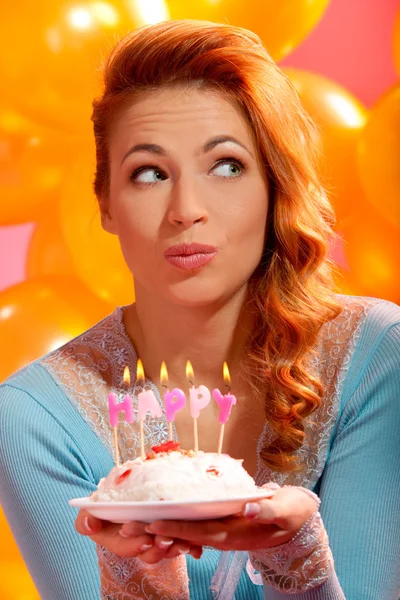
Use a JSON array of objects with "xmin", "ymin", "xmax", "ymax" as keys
[
  {"xmin": 334, "ymin": 293, "xmax": 400, "ymax": 327},
  {"xmin": 334, "ymin": 296, "xmax": 400, "ymax": 413},
  {"xmin": 336, "ymin": 293, "xmax": 400, "ymax": 328},
  {"xmin": 318, "ymin": 294, "xmax": 400, "ymax": 353},
  {"xmin": 335, "ymin": 294, "xmax": 400, "ymax": 361}
]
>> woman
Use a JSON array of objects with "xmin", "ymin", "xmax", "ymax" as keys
[{"xmin": 0, "ymin": 19, "xmax": 399, "ymax": 600}]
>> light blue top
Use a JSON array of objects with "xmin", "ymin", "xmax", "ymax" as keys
[{"xmin": 0, "ymin": 298, "xmax": 399, "ymax": 599}]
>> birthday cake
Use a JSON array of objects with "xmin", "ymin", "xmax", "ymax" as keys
[{"xmin": 91, "ymin": 441, "xmax": 260, "ymax": 502}]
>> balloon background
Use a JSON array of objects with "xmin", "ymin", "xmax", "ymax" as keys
[{"xmin": 0, "ymin": 0, "xmax": 399, "ymax": 595}]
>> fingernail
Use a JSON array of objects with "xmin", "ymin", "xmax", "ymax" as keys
[
  {"xmin": 139, "ymin": 543, "xmax": 153, "ymax": 551},
  {"xmin": 158, "ymin": 539, "xmax": 174, "ymax": 549},
  {"xmin": 243, "ymin": 502, "xmax": 261, "ymax": 519},
  {"xmin": 119, "ymin": 523, "xmax": 135, "ymax": 537},
  {"xmin": 177, "ymin": 545, "xmax": 191, "ymax": 554},
  {"xmin": 145, "ymin": 525, "xmax": 154, "ymax": 534},
  {"xmin": 83, "ymin": 516, "xmax": 94, "ymax": 534}
]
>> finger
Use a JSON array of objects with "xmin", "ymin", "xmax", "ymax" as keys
[
  {"xmin": 164, "ymin": 539, "xmax": 193, "ymax": 559},
  {"xmin": 137, "ymin": 543, "xmax": 177, "ymax": 565},
  {"xmin": 94, "ymin": 527, "xmax": 155, "ymax": 558},
  {"xmin": 242, "ymin": 488, "xmax": 317, "ymax": 530},
  {"xmin": 188, "ymin": 545, "xmax": 203, "ymax": 560},
  {"xmin": 119, "ymin": 521, "xmax": 149, "ymax": 538},
  {"xmin": 75, "ymin": 509, "xmax": 103, "ymax": 536},
  {"xmin": 154, "ymin": 534, "xmax": 175, "ymax": 550},
  {"xmin": 146, "ymin": 519, "xmax": 227, "ymax": 545}
]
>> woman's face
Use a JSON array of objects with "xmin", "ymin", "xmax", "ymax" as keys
[{"xmin": 104, "ymin": 86, "xmax": 269, "ymax": 307}]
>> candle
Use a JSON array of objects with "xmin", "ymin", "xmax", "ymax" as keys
[
  {"xmin": 136, "ymin": 359, "xmax": 162, "ymax": 460},
  {"xmin": 161, "ymin": 361, "xmax": 186, "ymax": 441},
  {"xmin": 187, "ymin": 360, "xmax": 211, "ymax": 452},
  {"xmin": 107, "ymin": 366, "xmax": 134, "ymax": 467},
  {"xmin": 212, "ymin": 362, "xmax": 237, "ymax": 454}
]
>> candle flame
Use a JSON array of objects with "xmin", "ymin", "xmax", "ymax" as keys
[
  {"xmin": 186, "ymin": 360, "xmax": 194, "ymax": 384},
  {"xmin": 123, "ymin": 366, "xmax": 131, "ymax": 386},
  {"xmin": 160, "ymin": 361, "xmax": 168, "ymax": 385},
  {"xmin": 223, "ymin": 362, "xmax": 231, "ymax": 386},
  {"xmin": 136, "ymin": 359, "xmax": 145, "ymax": 384}
]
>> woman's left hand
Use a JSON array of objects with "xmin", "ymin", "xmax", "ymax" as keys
[{"xmin": 125, "ymin": 486, "xmax": 318, "ymax": 552}]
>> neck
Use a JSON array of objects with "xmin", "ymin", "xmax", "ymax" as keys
[{"xmin": 123, "ymin": 284, "xmax": 255, "ymax": 391}]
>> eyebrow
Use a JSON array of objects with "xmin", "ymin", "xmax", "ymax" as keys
[{"xmin": 120, "ymin": 135, "xmax": 254, "ymax": 165}]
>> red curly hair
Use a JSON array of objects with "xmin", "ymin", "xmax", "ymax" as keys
[{"xmin": 92, "ymin": 20, "xmax": 341, "ymax": 473}]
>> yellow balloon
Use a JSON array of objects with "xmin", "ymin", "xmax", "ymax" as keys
[
  {"xmin": 357, "ymin": 83, "xmax": 400, "ymax": 229},
  {"xmin": 59, "ymin": 158, "xmax": 134, "ymax": 306},
  {"xmin": 0, "ymin": 276, "xmax": 113, "ymax": 382},
  {"xmin": 342, "ymin": 207, "xmax": 400, "ymax": 304},
  {"xmin": 167, "ymin": 0, "xmax": 330, "ymax": 61},
  {"xmin": 27, "ymin": 211, "xmax": 77, "ymax": 279},
  {"xmin": 0, "ymin": 561, "xmax": 39, "ymax": 600},
  {"xmin": 0, "ymin": 108, "xmax": 88, "ymax": 225},
  {"xmin": 284, "ymin": 69, "xmax": 368, "ymax": 223},
  {"xmin": 394, "ymin": 5, "xmax": 400, "ymax": 76},
  {"xmin": 0, "ymin": 1, "xmax": 146, "ymax": 133}
]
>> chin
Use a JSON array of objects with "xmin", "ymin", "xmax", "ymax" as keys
[{"xmin": 164, "ymin": 279, "xmax": 228, "ymax": 309}]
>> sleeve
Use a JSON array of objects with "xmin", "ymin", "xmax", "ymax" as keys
[
  {"xmin": 315, "ymin": 321, "xmax": 400, "ymax": 600},
  {"xmin": 254, "ymin": 321, "xmax": 400, "ymax": 599},
  {"xmin": 96, "ymin": 545, "xmax": 190, "ymax": 600},
  {"xmin": 0, "ymin": 384, "xmax": 104, "ymax": 600}
]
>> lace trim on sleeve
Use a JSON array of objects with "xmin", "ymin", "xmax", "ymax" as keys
[
  {"xmin": 97, "ymin": 545, "xmax": 190, "ymax": 600},
  {"xmin": 249, "ymin": 510, "xmax": 334, "ymax": 594}
]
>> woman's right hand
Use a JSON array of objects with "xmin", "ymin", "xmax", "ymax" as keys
[{"xmin": 75, "ymin": 509, "xmax": 203, "ymax": 564}]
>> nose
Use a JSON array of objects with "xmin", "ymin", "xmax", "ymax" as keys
[{"xmin": 167, "ymin": 175, "xmax": 208, "ymax": 228}]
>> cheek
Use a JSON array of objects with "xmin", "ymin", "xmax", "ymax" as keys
[
  {"xmin": 224, "ymin": 185, "xmax": 268, "ymax": 248},
  {"xmin": 112, "ymin": 199, "xmax": 161, "ymax": 271}
]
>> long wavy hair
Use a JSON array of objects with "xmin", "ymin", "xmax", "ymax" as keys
[{"xmin": 92, "ymin": 20, "xmax": 341, "ymax": 473}]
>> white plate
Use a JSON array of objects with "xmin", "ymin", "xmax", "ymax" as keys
[{"xmin": 69, "ymin": 489, "xmax": 275, "ymax": 523}]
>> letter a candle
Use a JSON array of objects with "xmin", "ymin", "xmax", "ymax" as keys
[
  {"xmin": 161, "ymin": 361, "xmax": 186, "ymax": 441},
  {"xmin": 136, "ymin": 359, "xmax": 162, "ymax": 460}
]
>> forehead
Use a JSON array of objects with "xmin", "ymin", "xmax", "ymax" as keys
[{"xmin": 110, "ymin": 86, "xmax": 255, "ymax": 151}]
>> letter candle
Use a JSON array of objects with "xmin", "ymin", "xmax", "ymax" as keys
[
  {"xmin": 212, "ymin": 362, "xmax": 237, "ymax": 455},
  {"xmin": 187, "ymin": 360, "xmax": 211, "ymax": 452},
  {"xmin": 136, "ymin": 359, "xmax": 162, "ymax": 460},
  {"xmin": 108, "ymin": 366, "xmax": 134, "ymax": 467},
  {"xmin": 161, "ymin": 361, "xmax": 186, "ymax": 441}
]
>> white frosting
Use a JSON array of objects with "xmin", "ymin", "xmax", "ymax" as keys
[{"xmin": 92, "ymin": 451, "xmax": 259, "ymax": 502}]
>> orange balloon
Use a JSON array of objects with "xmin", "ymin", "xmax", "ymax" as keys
[
  {"xmin": 0, "ymin": 508, "xmax": 23, "ymax": 561},
  {"xmin": 59, "ymin": 158, "xmax": 134, "ymax": 306},
  {"xmin": 357, "ymin": 83, "xmax": 400, "ymax": 229},
  {"xmin": 284, "ymin": 69, "xmax": 368, "ymax": 223},
  {"xmin": 394, "ymin": 5, "xmax": 400, "ymax": 76},
  {"xmin": 27, "ymin": 211, "xmax": 77, "ymax": 279},
  {"xmin": 0, "ymin": 276, "xmax": 113, "ymax": 382},
  {"xmin": 0, "ymin": 108, "xmax": 89, "ymax": 225},
  {"xmin": 167, "ymin": 0, "xmax": 330, "ymax": 61},
  {"xmin": 0, "ymin": 1, "xmax": 146, "ymax": 133},
  {"xmin": 342, "ymin": 207, "xmax": 400, "ymax": 304},
  {"xmin": 0, "ymin": 561, "xmax": 40, "ymax": 600}
]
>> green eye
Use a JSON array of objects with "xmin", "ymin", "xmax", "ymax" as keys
[{"xmin": 212, "ymin": 160, "xmax": 245, "ymax": 178}]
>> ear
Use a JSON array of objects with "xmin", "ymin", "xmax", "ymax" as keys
[{"xmin": 99, "ymin": 198, "xmax": 118, "ymax": 235}]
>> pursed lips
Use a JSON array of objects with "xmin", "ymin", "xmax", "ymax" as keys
[{"xmin": 164, "ymin": 243, "xmax": 218, "ymax": 270}]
